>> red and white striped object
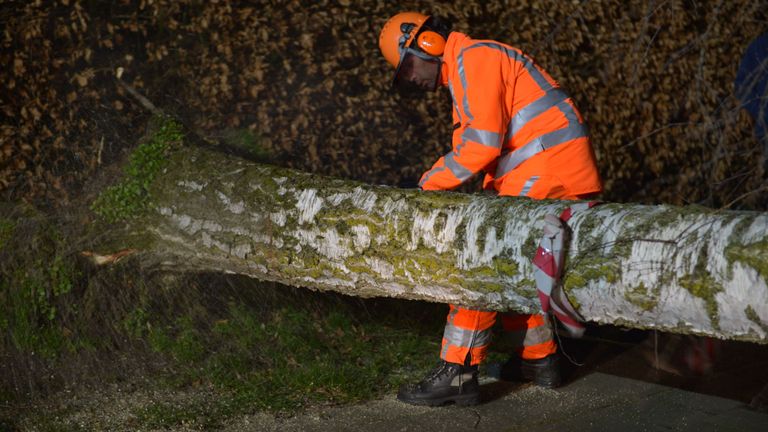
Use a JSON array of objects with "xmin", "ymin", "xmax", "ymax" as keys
[{"xmin": 532, "ymin": 201, "xmax": 601, "ymax": 337}]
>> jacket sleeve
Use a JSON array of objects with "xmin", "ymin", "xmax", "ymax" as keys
[{"xmin": 419, "ymin": 47, "xmax": 507, "ymax": 191}]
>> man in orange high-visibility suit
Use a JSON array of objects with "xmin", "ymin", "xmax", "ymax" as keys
[{"xmin": 379, "ymin": 12, "xmax": 602, "ymax": 407}]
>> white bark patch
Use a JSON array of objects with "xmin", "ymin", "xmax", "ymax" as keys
[
  {"xmin": 440, "ymin": 210, "xmax": 463, "ymax": 248},
  {"xmin": 176, "ymin": 214, "xmax": 192, "ymax": 230},
  {"xmin": 458, "ymin": 206, "xmax": 488, "ymax": 268},
  {"xmin": 177, "ymin": 180, "xmax": 206, "ymax": 191},
  {"xmin": 365, "ymin": 256, "xmax": 395, "ymax": 279},
  {"xmin": 172, "ymin": 214, "xmax": 203, "ymax": 236},
  {"xmin": 409, "ymin": 210, "xmax": 440, "ymax": 251},
  {"xmin": 626, "ymin": 238, "xmax": 675, "ymax": 287},
  {"xmin": 274, "ymin": 176, "xmax": 288, "ymax": 195},
  {"xmin": 351, "ymin": 225, "xmax": 371, "ymax": 251},
  {"xmin": 296, "ymin": 189, "xmax": 324, "ymax": 224},
  {"xmin": 381, "ymin": 197, "xmax": 409, "ymax": 234},
  {"xmin": 456, "ymin": 213, "xmax": 485, "ymax": 269},
  {"xmin": 269, "ymin": 210, "xmax": 287, "ymax": 227},
  {"xmin": 231, "ymin": 243, "xmax": 252, "ymax": 259},
  {"xmin": 482, "ymin": 227, "xmax": 504, "ymax": 260},
  {"xmin": 381, "ymin": 196, "xmax": 409, "ymax": 213},
  {"xmin": 325, "ymin": 187, "xmax": 378, "ymax": 212},
  {"xmin": 227, "ymin": 226, "xmax": 252, "ymax": 236},
  {"xmin": 706, "ymin": 217, "xmax": 738, "ymax": 277},
  {"xmin": 295, "ymin": 227, "xmax": 352, "ymax": 260},
  {"xmin": 381, "ymin": 282, "xmax": 408, "ymax": 295},
  {"xmin": 300, "ymin": 275, "xmax": 355, "ymax": 288},
  {"xmin": 249, "ymin": 233, "xmax": 273, "ymax": 245},
  {"xmin": 248, "ymin": 182, "xmax": 269, "ymax": 195},
  {"xmin": 351, "ymin": 187, "xmax": 378, "ymax": 212},
  {"xmin": 719, "ymin": 263, "xmax": 768, "ymax": 337},
  {"xmin": 576, "ymin": 207, "xmax": 635, "ymax": 254},
  {"xmin": 201, "ymin": 231, "xmax": 231, "ymax": 254},
  {"xmin": 652, "ymin": 286, "xmax": 711, "ymax": 329},
  {"xmin": 744, "ymin": 215, "xmax": 768, "ymax": 242},
  {"xmin": 327, "ymin": 192, "xmax": 353, "ymax": 206},
  {"xmin": 216, "ymin": 191, "xmax": 245, "ymax": 214},
  {"xmin": 202, "ymin": 220, "xmax": 223, "ymax": 232}
]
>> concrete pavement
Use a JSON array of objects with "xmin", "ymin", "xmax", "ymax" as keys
[{"xmin": 224, "ymin": 372, "xmax": 768, "ymax": 431}]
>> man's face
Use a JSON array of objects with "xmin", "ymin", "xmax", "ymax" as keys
[{"xmin": 396, "ymin": 52, "xmax": 439, "ymax": 92}]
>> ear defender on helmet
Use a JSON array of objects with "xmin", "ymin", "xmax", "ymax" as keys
[
  {"xmin": 416, "ymin": 30, "xmax": 446, "ymax": 57},
  {"xmin": 379, "ymin": 12, "xmax": 447, "ymax": 90}
]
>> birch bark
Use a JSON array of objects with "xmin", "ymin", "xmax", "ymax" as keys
[{"xmin": 98, "ymin": 146, "xmax": 768, "ymax": 343}]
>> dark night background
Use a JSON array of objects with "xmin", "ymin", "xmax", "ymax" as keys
[
  {"xmin": 2, "ymin": 0, "xmax": 768, "ymax": 429},
  {"xmin": 2, "ymin": 0, "xmax": 767, "ymax": 208}
]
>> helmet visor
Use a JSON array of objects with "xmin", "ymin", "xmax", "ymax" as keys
[{"xmin": 392, "ymin": 47, "xmax": 441, "ymax": 92}]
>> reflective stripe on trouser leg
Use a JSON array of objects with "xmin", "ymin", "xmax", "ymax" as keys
[
  {"xmin": 440, "ymin": 305, "xmax": 496, "ymax": 366},
  {"xmin": 501, "ymin": 313, "xmax": 556, "ymax": 360}
]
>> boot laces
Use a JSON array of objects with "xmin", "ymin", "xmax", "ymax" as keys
[{"xmin": 424, "ymin": 361, "xmax": 458, "ymax": 384}]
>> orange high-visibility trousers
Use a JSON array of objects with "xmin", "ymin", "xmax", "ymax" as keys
[
  {"xmin": 440, "ymin": 187, "xmax": 589, "ymax": 366},
  {"xmin": 441, "ymin": 309, "xmax": 556, "ymax": 365}
]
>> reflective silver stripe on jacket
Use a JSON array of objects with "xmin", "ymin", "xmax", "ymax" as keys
[
  {"xmin": 506, "ymin": 89, "xmax": 569, "ymax": 140},
  {"xmin": 519, "ymin": 176, "xmax": 540, "ymax": 196},
  {"xmin": 495, "ymin": 93, "xmax": 587, "ymax": 179},
  {"xmin": 418, "ymin": 166, "xmax": 446, "ymax": 188},
  {"xmin": 457, "ymin": 49, "xmax": 474, "ymax": 122},
  {"xmin": 462, "ymin": 127, "xmax": 503, "ymax": 148},
  {"xmin": 495, "ymin": 120, "xmax": 587, "ymax": 179},
  {"xmin": 444, "ymin": 152, "xmax": 474, "ymax": 182},
  {"xmin": 448, "ymin": 81, "xmax": 462, "ymax": 124}
]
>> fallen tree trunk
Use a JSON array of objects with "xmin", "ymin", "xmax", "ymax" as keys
[{"xmin": 95, "ymin": 146, "xmax": 768, "ymax": 343}]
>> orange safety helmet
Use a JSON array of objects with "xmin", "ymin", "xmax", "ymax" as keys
[{"xmin": 379, "ymin": 12, "xmax": 447, "ymax": 72}]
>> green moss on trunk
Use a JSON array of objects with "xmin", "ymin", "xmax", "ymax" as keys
[{"xmin": 91, "ymin": 117, "xmax": 183, "ymax": 223}]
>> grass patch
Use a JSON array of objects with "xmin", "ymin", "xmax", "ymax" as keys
[
  {"xmin": 0, "ymin": 211, "xmax": 446, "ymax": 430},
  {"xmin": 0, "ymin": 206, "xmax": 81, "ymax": 360},
  {"xmin": 133, "ymin": 290, "xmax": 443, "ymax": 429},
  {"xmin": 0, "ymin": 218, "xmax": 14, "ymax": 250}
]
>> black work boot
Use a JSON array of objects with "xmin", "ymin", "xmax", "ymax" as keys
[
  {"xmin": 500, "ymin": 353, "xmax": 561, "ymax": 389},
  {"xmin": 397, "ymin": 361, "xmax": 480, "ymax": 406}
]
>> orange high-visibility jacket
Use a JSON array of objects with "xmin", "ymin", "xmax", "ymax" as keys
[{"xmin": 419, "ymin": 32, "xmax": 602, "ymax": 198}]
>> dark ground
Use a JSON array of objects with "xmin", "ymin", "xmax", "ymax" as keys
[
  {"xmin": 222, "ymin": 327, "xmax": 768, "ymax": 432},
  {"xmin": 8, "ymin": 322, "xmax": 768, "ymax": 431},
  {"xmin": 560, "ymin": 326, "xmax": 768, "ymax": 404}
]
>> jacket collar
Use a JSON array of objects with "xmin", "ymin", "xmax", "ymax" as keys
[{"xmin": 440, "ymin": 32, "xmax": 470, "ymax": 86}]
